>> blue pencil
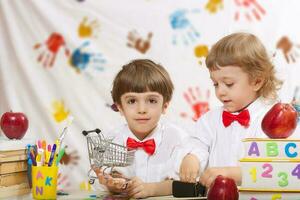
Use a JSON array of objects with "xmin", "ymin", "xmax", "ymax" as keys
[
  {"xmin": 48, "ymin": 144, "xmax": 57, "ymax": 167},
  {"xmin": 29, "ymin": 151, "xmax": 37, "ymax": 166},
  {"xmin": 27, "ymin": 158, "xmax": 32, "ymax": 188},
  {"xmin": 26, "ymin": 144, "xmax": 32, "ymax": 188}
]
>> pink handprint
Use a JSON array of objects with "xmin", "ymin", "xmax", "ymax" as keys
[
  {"xmin": 234, "ymin": 0, "xmax": 266, "ymax": 21},
  {"xmin": 33, "ymin": 32, "xmax": 70, "ymax": 67},
  {"xmin": 57, "ymin": 172, "xmax": 71, "ymax": 191},
  {"xmin": 276, "ymin": 36, "xmax": 300, "ymax": 64},
  {"xmin": 181, "ymin": 87, "xmax": 210, "ymax": 121}
]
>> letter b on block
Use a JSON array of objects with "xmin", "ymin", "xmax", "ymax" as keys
[{"xmin": 266, "ymin": 142, "xmax": 279, "ymax": 157}]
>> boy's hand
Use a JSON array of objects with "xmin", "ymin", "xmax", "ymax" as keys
[
  {"xmin": 126, "ymin": 177, "xmax": 150, "ymax": 198},
  {"xmin": 200, "ymin": 167, "xmax": 241, "ymax": 188},
  {"xmin": 179, "ymin": 154, "xmax": 200, "ymax": 183},
  {"xmin": 92, "ymin": 166, "xmax": 128, "ymax": 193}
]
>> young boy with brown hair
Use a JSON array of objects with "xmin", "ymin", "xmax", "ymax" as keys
[{"xmin": 93, "ymin": 59, "xmax": 190, "ymax": 198}]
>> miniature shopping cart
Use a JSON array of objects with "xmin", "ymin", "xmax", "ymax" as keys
[{"xmin": 82, "ymin": 129, "xmax": 135, "ymax": 184}]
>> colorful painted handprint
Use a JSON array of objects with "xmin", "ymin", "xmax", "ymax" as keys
[
  {"xmin": 78, "ymin": 17, "xmax": 100, "ymax": 38},
  {"xmin": 194, "ymin": 44, "xmax": 209, "ymax": 65},
  {"xmin": 169, "ymin": 9, "xmax": 200, "ymax": 46},
  {"xmin": 276, "ymin": 36, "xmax": 300, "ymax": 64},
  {"xmin": 205, "ymin": 0, "xmax": 223, "ymax": 14},
  {"xmin": 52, "ymin": 99, "xmax": 70, "ymax": 123},
  {"xmin": 69, "ymin": 41, "xmax": 106, "ymax": 73},
  {"xmin": 34, "ymin": 32, "xmax": 70, "ymax": 67},
  {"xmin": 127, "ymin": 30, "xmax": 153, "ymax": 54},
  {"xmin": 234, "ymin": 0, "xmax": 266, "ymax": 21},
  {"xmin": 181, "ymin": 87, "xmax": 210, "ymax": 121}
]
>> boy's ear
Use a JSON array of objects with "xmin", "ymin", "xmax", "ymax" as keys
[
  {"xmin": 116, "ymin": 104, "xmax": 124, "ymax": 116},
  {"xmin": 162, "ymin": 102, "xmax": 169, "ymax": 114},
  {"xmin": 252, "ymin": 77, "xmax": 264, "ymax": 91}
]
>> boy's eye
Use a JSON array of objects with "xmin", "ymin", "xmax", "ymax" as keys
[
  {"xmin": 213, "ymin": 83, "xmax": 218, "ymax": 87},
  {"xmin": 226, "ymin": 83, "xmax": 234, "ymax": 87},
  {"xmin": 127, "ymin": 99, "xmax": 136, "ymax": 104},
  {"xmin": 149, "ymin": 99, "xmax": 158, "ymax": 104}
]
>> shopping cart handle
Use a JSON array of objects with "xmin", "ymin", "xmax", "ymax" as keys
[{"xmin": 82, "ymin": 128, "xmax": 101, "ymax": 136}]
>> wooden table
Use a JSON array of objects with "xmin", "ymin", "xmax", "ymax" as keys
[{"xmin": 10, "ymin": 190, "xmax": 207, "ymax": 199}]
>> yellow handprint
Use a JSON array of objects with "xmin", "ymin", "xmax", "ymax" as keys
[
  {"xmin": 80, "ymin": 181, "xmax": 92, "ymax": 191},
  {"xmin": 205, "ymin": 0, "xmax": 223, "ymax": 14},
  {"xmin": 52, "ymin": 100, "xmax": 70, "ymax": 123},
  {"xmin": 194, "ymin": 44, "xmax": 209, "ymax": 65},
  {"xmin": 78, "ymin": 17, "xmax": 100, "ymax": 38}
]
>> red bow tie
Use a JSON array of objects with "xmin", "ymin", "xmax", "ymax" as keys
[
  {"xmin": 126, "ymin": 137, "xmax": 156, "ymax": 155},
  {"xmin": 222, "ymin": 109, "xmax": 250, "ymax": 128}
]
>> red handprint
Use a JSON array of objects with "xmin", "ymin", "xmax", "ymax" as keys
[
  {"xmin": 34, "ymin": 32, "xmax": 70, "ymax": 67},
  {"xmin": 276, "ymin": 36, "xmax": 300, "ymax": 64},
  {"xmin": 181, "ymin": 87, "xmax": 210, "ymax": 121},
  {"xmin": 234, "ymin": 0, "xmax": 265, "ymax": 21}
]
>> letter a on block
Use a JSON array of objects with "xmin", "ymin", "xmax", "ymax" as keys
[
  {"xmin": 36, "ymin": 170, "xmax": 44, "ymax": 180},
  {"xmin": 36, "ymin": 186, "xmax": 43, "ymax": 195},
  {"xmin": 45, "ymin": 176, "xmax": 53, "ymax": 186},
  {"xmin": 248, "ymin": 142, "xmax": 260, "ymax": 156}
]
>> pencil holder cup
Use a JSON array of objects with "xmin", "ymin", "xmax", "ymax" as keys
[{"xmin": 32, "ymin": 166, "xmax": 58, "ymax": 199}]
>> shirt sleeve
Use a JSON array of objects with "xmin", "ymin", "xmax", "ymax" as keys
[
  {"xmin": 172, "ymin": 111, "xmax": 215, "ymax": 175},
  {"xmin": 169, "ymin": 136, "xmax": 193, "ymax": 179},
  {"xmin": 164, "ymin": 123, "xmax": 194, "ymax": 180},
  {"xmin": 190, "ymin": 114, "xmax": 214, "ymax": 173}
]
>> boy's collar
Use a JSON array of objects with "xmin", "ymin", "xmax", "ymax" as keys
[
  {"xmin": 125, "ymin": 122, "xmax": 163, "ymax": 148},
  {"xmin": 244, "ymin": 97, "xmax": 264, "ymax": 115},
  {"xmin": 231, "ymin": 97, "xmax": 274, "ymax": 117}
]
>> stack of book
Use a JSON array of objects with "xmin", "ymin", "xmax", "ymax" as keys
[{"xmin": 0, "ymin": 137, "xmax": 33, "ymax": 198}]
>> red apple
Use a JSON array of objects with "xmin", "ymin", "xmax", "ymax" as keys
[
  {"xmin": 261, "ymin": 103, "xmax": 298, "ymax": 139},
  {"xmin": 0, "ymin": 111, "xmax": 28, "ymax": 139},
  {"xmin": 207, "ymin": 175, "xmax": 239, "ymax": 200}
]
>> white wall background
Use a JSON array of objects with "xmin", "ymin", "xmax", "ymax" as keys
[{"xmin": 1, "ymin": 0, "xmax": 300, "ymax": 190}]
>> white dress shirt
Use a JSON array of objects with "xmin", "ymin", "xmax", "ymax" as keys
[
  {"xmin": 187, "ymin": 97, "xmax": 275, "ymax": 172},
  {"xmin": 104, "ymin": 121, "xmax": 190, "ymax": 182}
]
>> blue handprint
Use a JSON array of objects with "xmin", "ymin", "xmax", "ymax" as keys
[
  {"xmin": 169, "ymin": 9, "xmax": 200, "ymax": 46},
  {"xmin": 70, "ymin": 41, "xmax": 106, "ymax": 73}
]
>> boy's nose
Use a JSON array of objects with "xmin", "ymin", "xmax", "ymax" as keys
[
  {"xmin": 216, "ymin": 87, "xmax": 226, "ymax": 97},
  {"xmin": 137, "ymin": 102, "xmax": 147, "ymax": 114}
]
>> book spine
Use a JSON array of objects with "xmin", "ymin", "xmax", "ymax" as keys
[
  {"xmin": 0, "ymin": 187, "xmax": 30, "ymax": 198},
  {"xmin": 0, "ymin": 154, "xmax": 27, "ymax": 162},
  {"xmin": 0, "ymin": 161, "xmax": 27, "ymax": 174},
  {"xmin": 0, "ymin": 171, "xmax": 28, "ymax": 187}
]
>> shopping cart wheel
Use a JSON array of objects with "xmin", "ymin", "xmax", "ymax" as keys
[{"xmin": 89, "ymin": 179, "xmax": 95, "ymax": 184}]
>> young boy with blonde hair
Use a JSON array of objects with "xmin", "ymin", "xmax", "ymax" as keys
[{"xmin": 179, "ymin": 32, "xmax": 283, "ymax": 188}]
